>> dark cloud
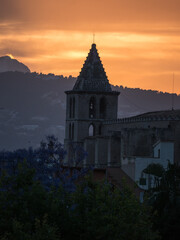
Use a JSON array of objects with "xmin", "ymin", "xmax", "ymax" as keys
[{"xmin": 0, "ymin": 0, "xmax": 180, "ymax": 32}]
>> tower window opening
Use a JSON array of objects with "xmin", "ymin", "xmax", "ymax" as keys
[
  {"xmin": 100, "ymin": 97, "xmax": 106, "ymax": 119},
  {"xmin": 69, "ymin": 123, "xmax": 71, "ymax": 139},
  {"xmin": 72, "ymin": 97, "xmax": 75, "ymax": 118},
  {"xmin": 89, "ymin": 124, "xmax": 95, "ymax": 136},
  {"xmin": 69, "ymin": 98, "xmax": 72, "ymax": 118},
  {"xmin": 89, "ymin": 97, "xmax": 96, "ymax": 119},
  {"xmin": 72, "ymin": 123, "xmax": 74, "ymax": 140},
  {"xmin": 99, "ymin": 125, "xmax": 102, "ymax": 135}
]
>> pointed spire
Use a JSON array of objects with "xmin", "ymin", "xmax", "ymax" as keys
[{"xmin": 73, "ymin": 44, "xmax": 112, "ymax": 92}]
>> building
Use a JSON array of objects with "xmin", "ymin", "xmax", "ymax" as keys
[
  {"xmin": 122, "ymin": 140, "xmax": 174, "ymax": 190},
  {"xmin": 64, "ymin": 43, "xmax": 180, "ymax": 191}
]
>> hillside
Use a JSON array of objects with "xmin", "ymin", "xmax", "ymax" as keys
[
  {"xmin": 0, "ymin": 56, "xmax": 30, "ymax": 73},
  {"xmin": 0, "ymin": 71, "xmax": 179, "ymax": 150}
]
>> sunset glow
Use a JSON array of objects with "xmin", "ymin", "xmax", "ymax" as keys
[
  {"xmin": 0, "ymin": 0, "xmax": 180, "ymax": 93},
  {"xmin": 6, "ymin": 54, "xmax": 15, "ymax": 59}
]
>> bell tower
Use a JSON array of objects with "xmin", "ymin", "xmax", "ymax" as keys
[{"xmin": 64, "ymin": 44, "xmax": 119, "ymax": 165}]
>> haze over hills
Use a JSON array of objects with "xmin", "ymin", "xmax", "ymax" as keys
[
  {"xmin": 0, "ymin": 58, "xmax": 180, "ymax": 150},
  {"xmin": 0, "ymin": 56, "xmax": 30, "ymax": 73}
]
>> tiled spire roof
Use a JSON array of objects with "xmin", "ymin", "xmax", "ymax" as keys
[{"xmin": 73, "ymin": 44, "xmax": 112, "ymax": 92}]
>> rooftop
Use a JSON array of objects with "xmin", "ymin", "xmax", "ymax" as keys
[
  {"xmin": 104, "ymin": 109, "xmax": 180, "ymax": 124},
  {"xmin": 136, "ymin": 109, "xmax": 180, "ymax": 119},
  {"xmin": 73, "ymin": 44, "xmax": 112, "ymax": 92}
]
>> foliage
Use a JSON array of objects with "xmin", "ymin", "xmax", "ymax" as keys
[
  {"xmin": 143, "ymin": 164, "xmax": 165, "ymax": 178},
  {"xmin": 143, "ymin": 163, "xmax": 165, "ymax": 189},
  {"xmin": 69, "ymin": 177, "xmax": 159, "ymax": 240},
  {"xmin": 0, "ymin": 169, "xmax": 158, "ymax": 240},
  {"xmin": 147, "ymin": 163, "xmax": 180, "ymax": 240},
  {"xmin": 0, "ymin": 135, "xmax": 86, "ymax": 192},
  {"xmin": 0, "ymin": 136, "xmax": 159, "ymax": 240},
  {"xmin": 0, "ymin": 163, "xmax": 60, "ymax": 239}
]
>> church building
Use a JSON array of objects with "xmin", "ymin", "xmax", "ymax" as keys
[{"xmin": 64, "ymin": 43, "xmax": 180, "ymax": 190}]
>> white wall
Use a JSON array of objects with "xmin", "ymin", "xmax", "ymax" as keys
[
  {"xmin": 154, "ymin": 142, "xmax": 174, "ymax": 165},
  {"xmin": 122, "ymin": 141, "xmax": 174, "ymax": 190}
]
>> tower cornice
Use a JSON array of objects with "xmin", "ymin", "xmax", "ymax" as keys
[{"xmin": 65, "ymin": 90, "xmax": 120, "ymax": 95}]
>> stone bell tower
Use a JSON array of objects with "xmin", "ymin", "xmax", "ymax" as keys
[{"xmin": 64, "ymin": 43, "xmax": 119, "ymax": 165}]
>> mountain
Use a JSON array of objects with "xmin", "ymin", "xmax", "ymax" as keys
[
  {"xmin": 0, "ymin": 56, "xmax": 30, "ymax": 73},
  {"xmin": 0, "ymin": 71, "xmax": 180, "ymax": 150},
  {"xmin": 0, "ymin": 72, "xmax": 75, "ymax": 150}
]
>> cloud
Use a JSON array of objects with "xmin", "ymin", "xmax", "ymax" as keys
[
  {"xmin": 1, "ymin": 0, "xmax": 180, "ymax": 32},
  {"xmin": 0, "ymin": 0, "xmax": 180, "ymax": 93}
]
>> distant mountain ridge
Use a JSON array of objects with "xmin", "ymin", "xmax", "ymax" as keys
[
  {"xmin": 0, "ymin": 71, "xmax": 180, "ymax": 150},
  {"xmin": 0, "ymin": 56, "xmax": 30, "ymax": 73}
]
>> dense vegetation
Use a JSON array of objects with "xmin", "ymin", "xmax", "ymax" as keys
[
  {"xmin": 145, "ymin": 163, "xmax": 180, "ymax": 240},
  {"xmin": 0, "ymin": 136, "xmax": 159, "ymax": 240}
]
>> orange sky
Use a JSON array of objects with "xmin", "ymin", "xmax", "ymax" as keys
[{"xmin": 0, "ymin": 0, "xmax": 180, "ymax": 93}]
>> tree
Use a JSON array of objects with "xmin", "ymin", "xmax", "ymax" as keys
[
  {"xmin": 143, "ymin": 163, "xmax": 165, "ymax": 189},
  {"xmin": 147, "ymin": 163, "xmax": 180, "ymax": 240},
  {"xmin": 0, "ymin": 136, "xmax": 159, "ymax": 240},
  {"xmin": 68, "ymin": 177, "xmax": 159, "ymax": 240}
]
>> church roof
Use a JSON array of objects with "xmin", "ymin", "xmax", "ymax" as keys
[
  {"xmin": 104, "ymin": 109, "xmax": 180, "ymax": 124},
  {"xmin": 73, "ymin": 44, "xmax": 112, "ymax": 92},
  {"xmin": 135, "ymin": 109, "xmax": 180, "ymax": 119}
]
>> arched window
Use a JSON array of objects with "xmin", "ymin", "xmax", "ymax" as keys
[
  {"xmin": 69, "ymin": 98, "xmax": 72, "ymax": 118},
  {"xmin": 99, "ymin": 125, "xmax": 102, "ymax": 135},
  {"xmin": 89, "ymin": 97, "xmax": 96, "ymax": 119},
  {"xmin": 69, "ymin": 123, "xmax": 71, "ymax": 139},
  {"xmin": 100, "ymin": 97, "xmax": 106, "ymax": 119},
  {"xmin": 72, "ymin": 123, "xmax": 74, "ymax": 140},
  {"xmin": 72, "ymin": 97, "xmax": 75, "ymax": 118},
  {"xmin": 89, "ymin": 124, "xmax": 95, "ymax": 136}
]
